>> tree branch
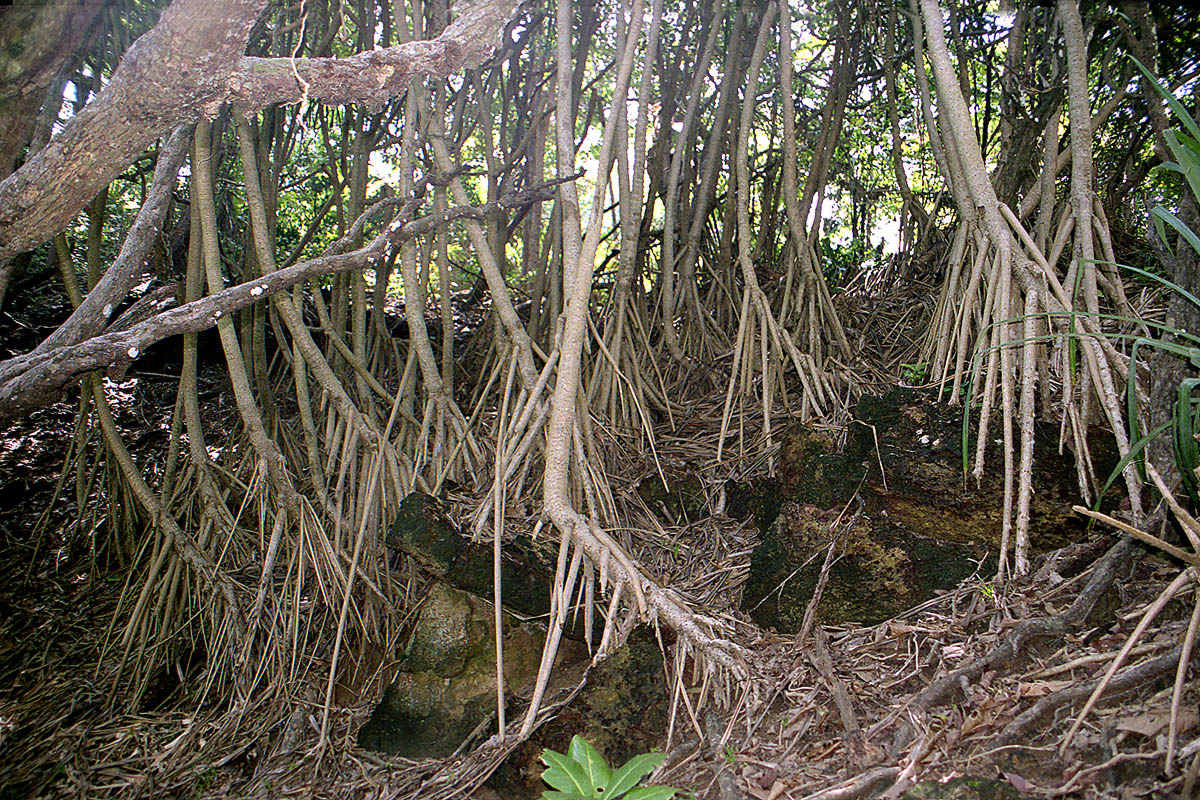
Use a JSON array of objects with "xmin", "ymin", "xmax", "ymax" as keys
[
  {"xmin": 0, "ymin": 0, "xmax": 266, "ymax": 261},
  {"xmin": 0, "ymin": 0, "xmax": 521, "ymax": 262},
  {"xmin": 0, "ymin": 184, "xmax": 556, "ymax": 425},
  {"xmin": 33, "ymin": 125, "xmax": 192, "ymax": 355}
]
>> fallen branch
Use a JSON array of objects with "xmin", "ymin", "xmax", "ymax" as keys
[
  {"xmin": 879, "ymin": 536, "xmax": 1137, "ymax": 753},
  {"xmin": 989, "ymin": 642, "xmax": 1190, "ymax": 752}
]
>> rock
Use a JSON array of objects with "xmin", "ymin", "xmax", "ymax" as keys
[
  {"xmin": 357, "ymin": 581, "xmax": 574, "ymax": 759},
  {"xmin": 384, "ymin": 492, "xmax": 570, "ymax": 630},
  {"xmin": 487, "ymin": 628, "xmax": 669, "ymax": 800},
  {"xmin": 848, "ymin": 389, "xmax": 1085, "ymax": 552},
  {"xmin": 362, "ymin": 492, "xmax": 611, "ymax": 758},
  {"xmin": 744, "ymin": 502, "xmax": 980, "ymax": 628},
  {"xmin": 726, "ymin": 425, "xmax": 856, "ymax": 529},
  {"xmin": 902, "ymin": 776, "xmax": 1022, "ymax": 799},
  {"xmin": 740, "ymin": 389, "xmax": 1089, "ymax": 631}
]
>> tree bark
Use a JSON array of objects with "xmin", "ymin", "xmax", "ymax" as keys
[
  {"xmin": 0, "ymin": 0, "xmax": 267, "ymax": 262},
  {"xmin": 33, "ymin": 126, "xmax": 191, "ymax": 355},
  {"xmin": 0, "ymin": 1, "xmax": 106, "ymax": 180}
]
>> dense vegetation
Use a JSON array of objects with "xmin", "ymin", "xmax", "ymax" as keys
[{"xmin": 1, "ymin": 0, "xmax": 1199, "ymax": 796}]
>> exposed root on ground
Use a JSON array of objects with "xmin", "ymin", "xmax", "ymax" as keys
[{"xmin": 2, "ymin": 390, "xmax": 1197, "ymax": 799}]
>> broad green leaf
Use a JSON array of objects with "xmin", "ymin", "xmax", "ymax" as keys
[
  {"xmin": 566, "ymin": 735, "xmax": 611, "ymax": 794},
  {"xmin": 1176, "ymin": 129, "xmax": 1200, "ymax": 156},
  {"xmin": 1130, "ymin": 56, "xmax": 1200, "ymax": 144},
  {"xmin": 607, "ymin": 752, "xmax": 666, "ymax": 798},
  {"xmin": 1153, "ymin": 206, "xmax": 1200, "ymax": 259},
  {"xmin": 542, "ymin": 749, "xmax": 593, "ymax": 796},
  {"xmin": 1166, "ymin": 130, "xmax": 1200, "ymax": 202},
  {"xmin": 541, "ymin": 792, "xmax": 583, "ymax": 800},
  {"xmin": 621, "ymin": 785, "xmax": 680, "ymax": 800}
]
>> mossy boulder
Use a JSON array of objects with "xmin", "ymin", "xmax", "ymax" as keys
[
  {"xmin": 741, "ymin": 389, "xmax": 1089, "ymax": 631},
  {"xmin": 358, "ymin": 582, "xmax": 577, "ymax": 758},
  {"xmin": 744, "ymin": 503, "xmax": 982, "ymax": 628},
  {"xmin": 362, "ymin": 492, "xmax": 599, "ymax": 758},
  {"xmin": 384, "ymin": 491, "xmax": 560, "ymax": 626},
  {"xmin": 849, "ymin": 389, "xmax": 1085, "ymax": 551},
  {"xmin": 726, "ymin": 426, "xmax": 857, "ymax": 528},
  {"xmin": 487, "ymin": 628, "xmax": 668, "ymax": 800},
  {"xmin": 777, "ymin": 425, "xmax": 859, "ymax": 508}
]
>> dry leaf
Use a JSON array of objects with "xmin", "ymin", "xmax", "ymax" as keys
[
  {"xmin": 1016, "ymin": 679, "xmax": 1074, "ymax": 698},
  {"xmin": 1004, "ymin": 771, "xmax": 1036, "ymax": 794},
  {"xmin": 1117, "ymin": 707, "xmax": 1198, "ymax": 738}
]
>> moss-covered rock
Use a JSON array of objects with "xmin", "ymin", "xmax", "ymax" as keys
[
  {"xmin": 849, "ymin": 389, "xmax": 1085, "ymax": 551},
  {"xmin": 384, "ymin": 491, "xmax": 557, "ymax": 625},
  {"xmin": 487, "ymin": 628, "xmax": 669, "ymax": 800},
  {"xmin": 357, "ymin": 582, "xmax": 574, "ymax": 758},
  {"xmin": 777, "ymin": 425, "xmax": 860, "ymax": 508},
  {"xmin": 363, "ymin": 493, "xmax": 606, "ymax": 758},
  {"xmin": 384, "ymin": 491, "xmax": 463, "ymax": 575},
  {"xmin": 741, "ymin": 389, "xmax": 1089, "ymax": 631},
  {"xmin": 744, "ymin": 503, "xmax": 982, "ymax": 628},
  {"xmin": 902, "ymin": 776, "xmax": 1022, "ymax": 800}
]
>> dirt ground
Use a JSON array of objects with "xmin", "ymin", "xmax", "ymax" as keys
[{"xmin": 0, "ymin": 346, "xmax": 1197, "ymax": 799}]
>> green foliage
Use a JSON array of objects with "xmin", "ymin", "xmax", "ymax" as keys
[
  {"xmin": 540, "ymin": 736, "xmax": 678, "ymax": 800},
  {"xmin": 819, "ymin": 237, "xmax": 880, "ymax": 288},
  {"xmin": 1111, "ymin": 60, "xmax": 1200, "ymax": 503},
  {"xmin": 900, "ymin": 362, "xmax": 929, "ymax": 386},
  {"xmin": 978, "ymin": 580, "xmax": 996, "ymax": 602}
]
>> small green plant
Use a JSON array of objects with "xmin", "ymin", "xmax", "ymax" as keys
[
  {"xmin": 540, "ymin": 735, "xmax": 678, "ymax": 800},
  {"xmin": 900, "ymin": 361, "xmax": 929, "ymax": 386}
]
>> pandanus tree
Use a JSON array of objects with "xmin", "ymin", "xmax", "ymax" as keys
[{"xmin": 1, "ymin": 0, "xmax": 1198, "ymax": 792}]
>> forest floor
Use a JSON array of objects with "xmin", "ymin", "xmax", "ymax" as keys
[{"xmin": 0, "ymin": 291, "xmax": 1197, "ymax": 799}]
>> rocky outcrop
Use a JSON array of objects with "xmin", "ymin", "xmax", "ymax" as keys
[{"xmin": 738, "ymin": 389, "xmax": 1090, "ymax": 630}]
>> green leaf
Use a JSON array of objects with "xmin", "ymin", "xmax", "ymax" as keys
[
  {"xmin": 621, "ymin": 786, "xmax": 680, "ymax": 800},
  {"xmin": 1117, "ymin": 263, "xmax": 1200, "ymax": 311},
  {"xmin": 566, "ymin": 736, "xmax": 611, "ymax": 795},
  {"xmin": 1151, "ymin": 210, "xmax": 1176, "ymax": 261},
  {"xmin": 1168, "ymin": 130, "xmax": 1200, "ymax": 201},
  {"xmin": 1176, "ymin": 129, "xmax": 1200, "ymax": 156},
  {"xmin": 607, "ymin": 752, "xmax": 666, "ymax": 799},
  {"xmin": 1174, "ymin": 379, "xmax": 1200, "ymax": 503},
  {"xmin": 1153, "ymin": 206, "xmax": 1200, "ymax": 258},
  {"xmin": 1130, "ymin": 56, "xmax": 1200, "ymax": 144},
  {"xmin": 1093, "ymin": 421, "xmax": 1170, "ymax": 512},
  {"xmin": 542, "ymin": 749, "xmax": 593, "ymax": 796},
  {"xmin": 541, "ymin": 792, "xmax": 585, "ymax": 800}
]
